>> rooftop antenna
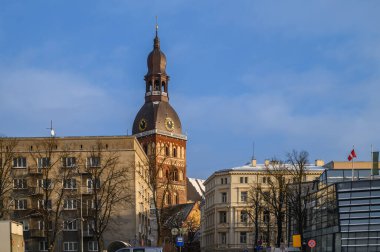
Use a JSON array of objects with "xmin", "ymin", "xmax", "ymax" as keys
[
  {"xmin": 47, "ymin": 120, "xmax": 55, "ymax": 137},
  {"xmin": 251, "ymin": 141, "xmax": 255, "ymax": 160}
]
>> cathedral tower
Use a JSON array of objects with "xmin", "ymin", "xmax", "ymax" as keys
[{"xmin": 132, "ymin": 29, "xmax": 187, "ymax": 206}]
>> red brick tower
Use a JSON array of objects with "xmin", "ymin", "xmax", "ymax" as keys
[{"xmin": 132, "ymin": 29, "xmax": 187, "ymax": 206}]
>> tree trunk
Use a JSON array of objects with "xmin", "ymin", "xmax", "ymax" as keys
[
  {"xmin": 276, "ymin": 215, "xmax": 283, "ymax": 248},
  {"xmin": 254, "ymin": 206, "xmax": 259, "ymax": 252}
]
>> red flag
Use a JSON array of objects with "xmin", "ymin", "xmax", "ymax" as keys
[{"xmin": 348, "ymin": 149, "xmax": 357, "ymax": 161}]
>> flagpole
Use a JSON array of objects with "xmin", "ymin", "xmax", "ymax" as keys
[
  {"xmin": 352, "ymin": 145, "xmax": 355, "ymax": 181},
  {"xmin": 371, "ymin": 144, "xmax": 373, "ymax": 178}
]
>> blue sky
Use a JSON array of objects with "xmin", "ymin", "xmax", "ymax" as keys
[{"xmin": 1, "ymin": 1, "xmax": 380, "ymax": 179}]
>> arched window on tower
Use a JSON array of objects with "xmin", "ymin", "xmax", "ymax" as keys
[
  {"xmin": 159, "ymin": 169, "xmax": 163, "ymax": 178},
  {"xmin": 161, "ymin": 81, "xmax": 166, "ymax": 92},
  {"xmin": 173, "ymin": 147, "xmax": 177, "ymax": 158},
  {"xmin": 143, "ymin": 144, "xmax": 148, "ymax": 154},
  {"xmin": 165, "ymin": 146, "xmax": 170, "ymax": 156},
  {"xmin": 171, "ymin": 168, "xmax": 178, "ymax": 181},
  {"xmin": 154, "ymin": 80, "xmax": 160, "ymax": 91},
  {"xmin": 167, "ymin": 193, "xmax": 172, "ymax": 205},
  {"xmin": 174, "ymin": 192, "xmax": 179, "ymax": 204},
  {"xmin": 148, "ymin": 81, "xmax": 153, "ymax": 92}
]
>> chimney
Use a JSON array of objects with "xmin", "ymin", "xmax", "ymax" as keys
[
  {"xmin": 315, "ymin": 159, "xmax": 325, "ymax": 166},
  {"xmin": 251, "ymin": 159, "xmax": 257, "ymax": 167}
]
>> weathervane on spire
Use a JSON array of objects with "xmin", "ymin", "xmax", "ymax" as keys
[{"xmin": 155, "ymin": 16, "xmax": 159, "ymax": 37}]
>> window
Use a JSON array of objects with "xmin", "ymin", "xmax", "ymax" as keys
[
  {"xmin": 38, "ymin": 221, "xmax": 52, "ymax": 230},
  {"xmin": 240, "ymin": 177, "xmax": 248, "ymax": 183},
  {"xmin": 87, "ymin": 179, "xmax": 100, "ymax": 192},
  {"xmin": 64, "ymin": 242, "xmax": 78, "ymax": 251},
  {"xmin": 171, "ymin": 169, "xmax": 178, "ymax": 181},
  {"xmin": 87, "ymin": 157, "xmax": 100, "ymax": 167},
  {"xmin": 13, "ymin": 179, "xmax": 27, "ymax": 189},
  {"xmin": 240, "ymin": 232, "xmax": 247, "ymax": 244},
  {"xmin": 221, "ymin": 192, "xmax": 227, "ymax": 203},
  {"xmin": 143, "ymin": 144, "xmax": 148, "ymax": 154},
  {"xmin": 165, "ymin": 146, "xmax": 169, "ymax": 156},
  {"xmin": 240, "ymin": 210, "xmax": 248, "ymax": 223},
  {"xmin": 15, "ymin": 199, "xmax": 27, "ymax": 210},
  {"xmin": 88, "ymin": 199, "xmax": 101, "ymax": 209},
  {"xmin": 38, "ymin": 199, "xmax": 52, "ymax": 210},
  {"xmin": 64, "ymin": 199, "xmax": 77, "ymax": 210},
  {"xmin": 219, "ymin": 211, "xmax": 227, "ymax": 223},
  {"xmin": 167, "ymin": 194, "xmax": 172, "ymax": 205},
  {"xmin": 37, "ymin": 157, "xmax": 50, "ymax": 168},
  {"xmin": 38, "ymin": 179, "xmax": 52, "ymax": 189},
  {"xmin": 220, "ymin": 232, "xmax": 227, "ymax": 244},
  {"xmin": 241, "ymin": 191, "xmax": 248, "ymax": 202},
  {"xmin": 221, "ymin": 178, "xmax": 228, "ymax": 184},
  {"xmin": 173, "ymin": 193, "xmax": 179, "ymax": 205},
  {"xmin": 40, "ymin": 241, "xmax": 48, "ymax": 251},
  {"xmin": 63, "ymin": 157, "xmax": 76, "ymax": 168},
  {"xmin": 173, "ymin": 147, "xmax": 177, "ymax": 157},
  {"xmin": 63, "ymin": 179, "xmax": 77, "ymax": 189},
  {"xmin": 64, "ymin": 219, "xmax": 78, "ymax": 231},
  {"xmin": 88, "ymin": 241, "xmax": 98, "ymax": 251},
  {"xmin": 264, "ymin": 177, "xmax": 271, "ymax": 184},
  {"xmin": 13, "ymin": 157, "xmax": 27, "ymax": 168},
  {"xmin": 22, "ymin": 220, "xmax": 29, "ymax": 231}
]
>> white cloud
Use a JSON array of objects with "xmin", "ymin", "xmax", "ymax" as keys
[{"xmin": 0, "ymin": 67, "xmax": 123, "ymax": 136}]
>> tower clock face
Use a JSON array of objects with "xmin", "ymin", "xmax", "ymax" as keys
[
  {"xmin": 165, "ymin": 117, "xmax": 174, "ymax": 131},
  {"xmin": 139, "ymin": 118, "xmax": 147, "ymax": 131}
]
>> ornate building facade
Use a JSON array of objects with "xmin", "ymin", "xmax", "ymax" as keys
[{"xmin": 132, "ymin": 30, "xmax": 187, "ymax": 206}]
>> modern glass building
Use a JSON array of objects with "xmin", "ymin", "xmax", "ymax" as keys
[{"xmin": 304, "ymin": 169, "xmax": 380, "ymax": 252}]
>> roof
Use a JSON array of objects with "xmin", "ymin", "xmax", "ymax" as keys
[
  {"xmin": 205, "ymin": 161, "xmax": 326, "ymax": 184},
  {"xmin": 163, "ymin": 203, "xmax": 195, "ymax": 228},
  {"xmin": 187, "ymin": 178, "xmax": 205, "ymax": 200},
  {"xmin": 132, "ymin": 101, "xmax": 183, "ymax": 136}
]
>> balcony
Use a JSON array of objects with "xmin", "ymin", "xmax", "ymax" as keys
[
  {"xmin": 83, "ymin": 230, "xmax": 94, "ymax": 237},
  {"xmin": 28, "ymin": 167, "xmax": 44, "ymax": 175},
  {"xmin": 81, "ymin": 187, "xmax": 93, "ymax": 195},
  {"xmin": 28, "ymin": 187, "xmax": 45, "ymax": 195},
  {"xmin": 29, "ymin": 229, "xmax": 46, "ymax": 238}
]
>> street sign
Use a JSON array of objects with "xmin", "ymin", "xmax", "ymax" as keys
[
  {"xmin": 308, "ymin": 239, "xmax": 316, "ymax": 248},
  {"xmin": 171, "ymin": 228, "xmax": 179, "ymax": 236},
  {"xmin": 176, "ymin": 236, "xmax": 184, "ymax": 247},
  {"xmin": 293, "ymin": 234, "xmax": 301, "ymax": 248}
]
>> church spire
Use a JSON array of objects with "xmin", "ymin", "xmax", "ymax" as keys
[{"xmin": 144, "ymin": 21, "xmax": 169, "ymax": 102}]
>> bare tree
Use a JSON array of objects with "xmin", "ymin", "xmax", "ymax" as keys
[
  {"xmin": 0, "ymin": 137, "xmax": 18, "ymax": 219},
  {"xmin": 286, "ymin": 150, "xmax": 310, "ymax": 251},
  {"xmin": 83, "ymin": 142, "xmax": 133, "ymax": 251},
  {"xmin": 144, "ymin": 145, "xmax": 178, "ymax": 246},
  {"xmin": 247, "ymin": 179, "xmax": 263, "ymax": 251},
  {"xmin": 28, "ymin": 137, "xmax": 80, "ymax": 252},
  {"xmin": 260, "ymin": 160, "xmax": 288, "ymax": 248}
]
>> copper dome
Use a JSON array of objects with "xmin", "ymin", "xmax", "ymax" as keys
[
  {"xmin": 132, "ymin": 101, "xmax": 182, "ymax": 135},
  {"xmin": 146, "ymin": 36, "xmax": 167, "ymax": 76}
]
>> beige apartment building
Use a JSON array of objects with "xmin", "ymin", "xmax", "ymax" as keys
[
  {"xmin": 201, "ymin": 159, "xmax": 325, "ymax": 252},
  {"xmin": 4, "ymin": 136, "xmax": 152, "ymax": 252}
]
